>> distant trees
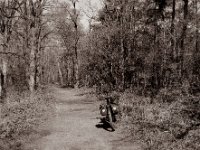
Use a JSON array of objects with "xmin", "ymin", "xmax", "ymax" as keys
[{"xmin": 53, "ymin": 0, "xmax": 83, "ymax": 87}]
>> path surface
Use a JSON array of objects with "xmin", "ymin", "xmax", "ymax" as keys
[{"xmin": 26, "ymin": 87, "xmax": 140, "ymax": 150}]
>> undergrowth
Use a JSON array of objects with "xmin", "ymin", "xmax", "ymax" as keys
[
  {"xmin": 0, "ymin": 88, "xmax": 55, "ymax": 150},
  {"xmin": 120, "ymin": 88, "xmax": 200, "ymax": 150}
]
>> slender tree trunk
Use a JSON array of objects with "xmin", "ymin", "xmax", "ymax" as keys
[
  {"xmin": 57, "ymin": 58, "xmax": 64, "ymax": 86},
  {"xmin": 120, "ymin": 4, "xmax": 125, "ymax": 91},
  {"xmin": 29, "ymin": 36, "xmax": 37, "ymax": 93},
  {"xmin": 180, "ymin": 0, "xmax": 188, "ymax": 79},
  {"xmin": 64, "ymin": 58, "xmax": 68, "ymax": 85},
  {"xmin": 120, "ymin": 38, "xmax": 125, "ymax": 91},
  {"xmin": 74, "ymin": 41, "xmax": 79, "ymax": 88},
  {"xmin": 171, "ymin": 0, "xmax": 176, "ymax": 60},
  {"xmin": 152, "ymin": 21, "xmax": 158, "ymax": 89},
  {"xmin": 74, "ymin": 57, "xmax": 79, "ymax": 88},
  {"xmin": 27, "ymin": 1, "xmax": 37, "ymax": 93},
  {"xmin": 0, "ymin": 67, "xmax": 4, "ymax": 102},
  {"xmin": 29, "ymin": 27, "xmax": 38, "ymax": 92},
  {"xmin": 67, "ymin": 59, "xmax": 71, "ymax": 85},
  {"xmin": 192, "ymin": 0, "xmax": 199, "ymax": 75},
  {"xmin": 195, "ymin": 0, "xmax": 199, "ymax": 54},
  {"xmin": 74, "ymin": 29, "xmax": 79, "ymax": 88},
  {"xmin": 35, "ymin": 33, "xmax": 42, "ymax": 89},
  {"xmin": 1, "ymin": 25, "xmax": 11, "ymax": 100},
  {"xmin": 72, "ymin": 1, "xmax": 79, "ymax": 88},
  {"xmin": 71, "ymin": 57, "xmax": 74, "ymax": 85},
  {"xmin": 1, "ymin": 43, "xmax": 9, "ymax": 101}
]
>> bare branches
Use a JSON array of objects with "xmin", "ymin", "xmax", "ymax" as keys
[{"xmin": 0, "ymin": 51, "xmax": 26, "ymax": 60}]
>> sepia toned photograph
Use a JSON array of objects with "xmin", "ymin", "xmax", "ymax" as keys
[{"xmin": 0, "ymin": 0, "xmax": 200, "ymax": 149}]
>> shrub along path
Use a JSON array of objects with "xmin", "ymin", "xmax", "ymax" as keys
[{"xmin": 25, "ymin": 87, "xmax": 140, "ymax": 150}]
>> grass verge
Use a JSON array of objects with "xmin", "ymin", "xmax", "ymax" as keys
[
  {"xmin": 120, "ymin": 89, "xmax": 200, "ymax": 150},
  {"xmin": 0, "ymin": 88, "xmax": 55, "ymax": 150}
]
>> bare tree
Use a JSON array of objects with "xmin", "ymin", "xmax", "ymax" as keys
[{"xmin": 69, "ymin": 0, "xmax": 80, "ymax": 88}]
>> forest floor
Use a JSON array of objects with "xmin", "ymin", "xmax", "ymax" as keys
[{"xmin": 24, "ymin": 87, "xmax": 141, "ymax": 150}]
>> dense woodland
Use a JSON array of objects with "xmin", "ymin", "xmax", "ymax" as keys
[
  {"xmin": 0, "ymin": 0, "xmax": 199, "ymax": 96},
  {"xmin": 87, "ymin": 0, "xmax": 200, "ymax": 95},
  {"xmin": 0, "ymin": 0, "xmax": 200, "ymax": 149}
]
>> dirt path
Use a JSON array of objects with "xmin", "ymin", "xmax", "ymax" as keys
[{"xmin": 26, "ymin": 87, "xmax": 140, "ymax": 150}]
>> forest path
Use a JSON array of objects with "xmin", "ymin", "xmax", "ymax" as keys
[{"xmin": 26, "ymin": 87, "xmax": 140, "ymax": 150}]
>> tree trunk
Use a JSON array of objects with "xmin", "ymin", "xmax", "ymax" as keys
[
  {"xmin": 171, "ymin": 0, "xmax": 176, "ymax": 60},
  {"xmin": 35, "ymin": 34, "xmax": 42, "ymax": 89},
  {"xmin": 74, "ymin": 27, "xmax": 79, "ymax": 88},
  {"xmin": 180, "ymin": 0, "xmax": 188, "ymax": 79},
  {"xmin": 0, "ymin": 68, "xmax": 4, "ymax": 102},
  {"xmin": 29, "ymin": 27, "xmax": 38, "ymax": 92},
  {"xmin": 120, "ymin": 38, "xmax": 125, "ymax": 91},
  {"xmin": 72, "ymin": 1, "xmax": 79, "ymax": 89},
  {"xmin": 29, "ymin": 41, "xmax": 37, "ymax": 93},
  {"xmin": 0, "ymin": 44, "xmax": 8, "ymax": 101},
  {"xmin": 192, "ymin": 0, "xmax": 200, "ymax": 75},
  {"xmin": 67, "ymin": 58, "xmax": 72, "ymax": 86},
  {"xmin": 74, "ymin": 57, "xmax": 79, "ymax": 88},
  {"xmin": 2, "ymin": 56, "xmax": 7, "ymax": 86},
  {"xmin": 74, "ymin": 39, "xmax": 79, "ymax": 88},
  {"xmin": 57, "ymin": 58, "xmax": 64, "ymax": 86},
  {"xmin": 120, "ymin": 4, "xmax": 125, "ymax": 91},
  {"xmin": 195, "ymin": 0, "xmax": 199, "ymax": 54}
]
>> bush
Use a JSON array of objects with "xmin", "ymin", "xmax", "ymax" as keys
[
  {"xmin": 0, "ymin": 88, "xmax": 54, "ymax": 149},
  {"xmin": 120, "ymin": 90, "xmax": 200, "ymax": 150}
]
